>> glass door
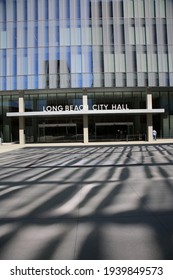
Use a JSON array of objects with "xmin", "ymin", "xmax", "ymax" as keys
[
  {"xmin": 37, "ymin": 116, "xmax": 83, "ymax": 143},
  {"xmin": 88, "ymin": 114, "xmax": 146, "ymax": 142}
]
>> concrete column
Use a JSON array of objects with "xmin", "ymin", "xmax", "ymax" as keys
[
  {"xmin": 83, "ymin": 94, "xmax": 89, "ymax": 144},
  {"xmin": 83, "ymin": 115, "xmax": 89, "ymax": 144},
  {"xmin": 146, "ymin": 89, "xmax": 153, "ymax": 142},
  {"xmin": 19, "ymin": 92, "xmax": 25, "ymax": 145},
  {"xmin": 147, "ymin": 114, "xmax": 153, "ymax": 142},
  {"xmin": 147, "ymin": 90, "xmax": 152, "ymax": 109}
]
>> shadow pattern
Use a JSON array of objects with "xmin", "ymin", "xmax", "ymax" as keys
[{"xmin": 0, "ymin": 144, "xmax": 173, "ymax": 259}]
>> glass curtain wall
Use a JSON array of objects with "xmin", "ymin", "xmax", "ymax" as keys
[
  {"xmin": 153, "ymin": 91, "xmax": 173, "ymax": 138},
  {"xmin": 0, "ymin": 0, "xmax": 173, "ymax": 90},
  {"xmin": 0, "ymin": 95, "xmax": 18, "ymax": 142}
]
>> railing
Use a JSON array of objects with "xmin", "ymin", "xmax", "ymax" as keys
[{"xmin": 126, "ymin": 134, "xmax": 146, "ymax": 141}]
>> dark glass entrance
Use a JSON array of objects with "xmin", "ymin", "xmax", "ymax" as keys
[
  {"xmin": 38, "ymin": 122, "xmax": 78, "ymax": 142},
  {"xmin": 89, "ymin": 115, "xmax": 146, "ymax": 142},
  {"xmin": 95, "ymin": 123, "xmax": 133, "ymax": 141},
  {"xmin": 25, "ymin": 116, "xmax": 83, "ymax": 143}
]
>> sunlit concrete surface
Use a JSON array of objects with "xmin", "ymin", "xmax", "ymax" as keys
[{"xmin": 0, "ymin": 144, "xmax": 173, "ymax": 259}]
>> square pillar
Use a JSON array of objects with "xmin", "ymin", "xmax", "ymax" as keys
[
  {"xmin": 83, "ymin": 94, "xmax": 89, "ymax": 144},
  {"xmin": 19, "ymin": 117, "xmax": 25, "ymax": 145},
  {"xmin": 83, "ymin": 115, "xmax": 89, "ymax": 144},
  {"xmin": 147, "ymin": 114, "xmax": 153, "ymax": 142},
  {"xmin": 146, "ymin": 89, "xmax": 153, "ymax": 142},
  {"xmin": 147, "ymin": 90, "xmax": 152, "ymax": 110},
  {"xmin": 19, "ymin": 92, "xmax": 25, "ymax": 145}
]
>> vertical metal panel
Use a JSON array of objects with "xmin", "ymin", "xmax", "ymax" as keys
[
  {"xmin": 91, "ymin": 0, "xmax": 103, "ymax": 87},
  {"xmin": 59, "ymin": 0, "xmax": 70, "ymax": 88},
  {"xmin": 38, "ymin": 0, "xmax": 47, "ymax": 89},
  {"xmin": 1, "ymin": 0, "xmax": 173, "ymax": 91},
  {"xmin": 81, "ymin": 0, "xmax": 92, "ymax": 87},
  {"xmin": 48, "ymin": 0, "xmax": 57, "ymax": 88},
  {"xmin": 0, "ymin": 0, "xmax": 6, "ymax": 90}
]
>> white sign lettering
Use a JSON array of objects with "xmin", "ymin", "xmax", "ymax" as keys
[{"xmin": 43, "ymin": 104, "xmax": 129, "ymax": 112}]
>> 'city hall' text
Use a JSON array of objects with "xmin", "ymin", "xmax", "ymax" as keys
[{"xmin": 43, "ymin": 104, "xmax": 129, "ymax": 112}]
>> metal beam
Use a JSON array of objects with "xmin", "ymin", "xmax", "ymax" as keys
[{"xmin": 7, "ymin": 108, "xmax": 165, "ymax": 117}]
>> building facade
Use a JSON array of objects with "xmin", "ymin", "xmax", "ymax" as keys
[{"xmin": 0, "ymin": 0, "xmax": 173, "ymax": 144}]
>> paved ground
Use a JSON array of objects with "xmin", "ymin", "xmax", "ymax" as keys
[{"xmin": 0, "ymin": 143, "xmax": 173, "ymax": 259}]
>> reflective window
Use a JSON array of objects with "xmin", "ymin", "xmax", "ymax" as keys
[
  {"xmin": 0, "ymin": 0, "xmax": 173, "ymax": 90},
  {"xmin": 134, "ymin": 0, "xmax": 144, "ymax": 18}
]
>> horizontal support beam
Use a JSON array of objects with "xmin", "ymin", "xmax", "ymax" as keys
[{"xmin": 7, "ymin": 109, "xmax": 165, "ymax": 117}]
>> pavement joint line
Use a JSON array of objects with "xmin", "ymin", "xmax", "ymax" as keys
[{"xmin": 0, "ymin": 161, "xmax": 173, "ymax": 168}]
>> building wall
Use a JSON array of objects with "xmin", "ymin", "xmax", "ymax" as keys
[
  {"xmin": 1, "ymin": 88, "xmax": 173, "ymax": 143},
  {"xmin": 0, "ymin": 0, "xmax": 173, "ymax": 91}
]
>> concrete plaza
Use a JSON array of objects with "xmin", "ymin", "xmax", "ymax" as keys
[{"xmin": 0, "ymin": 142, "xmax": 173, "ymax": 259}]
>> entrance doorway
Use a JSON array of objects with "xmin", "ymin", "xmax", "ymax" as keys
[
  {"xmin": 38, "ymin": 117, "xmax": 83, "ymax": 143},
  {"xmin": 89, "ymin": 115, "xmax": 146, "ymax": 142},
  {"xmin": 94, "ymin": 122, "xmax": 133, "ymax": 141},
  {"xmin": 25, "ymin": 117, "xmax": 83, "ymax": 143},
  {"xmin": 38, "ymin": 123, "xmax": 77, "ymax": 142}
]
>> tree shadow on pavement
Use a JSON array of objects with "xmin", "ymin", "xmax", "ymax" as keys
[{"xmin": 0, "ymin": 144, "xmax": 173, "ymax": 259}]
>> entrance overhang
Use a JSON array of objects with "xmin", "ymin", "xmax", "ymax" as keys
[{"xmin": 7, "ymin": 108, "xmax": 165, "ymax": 117}]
